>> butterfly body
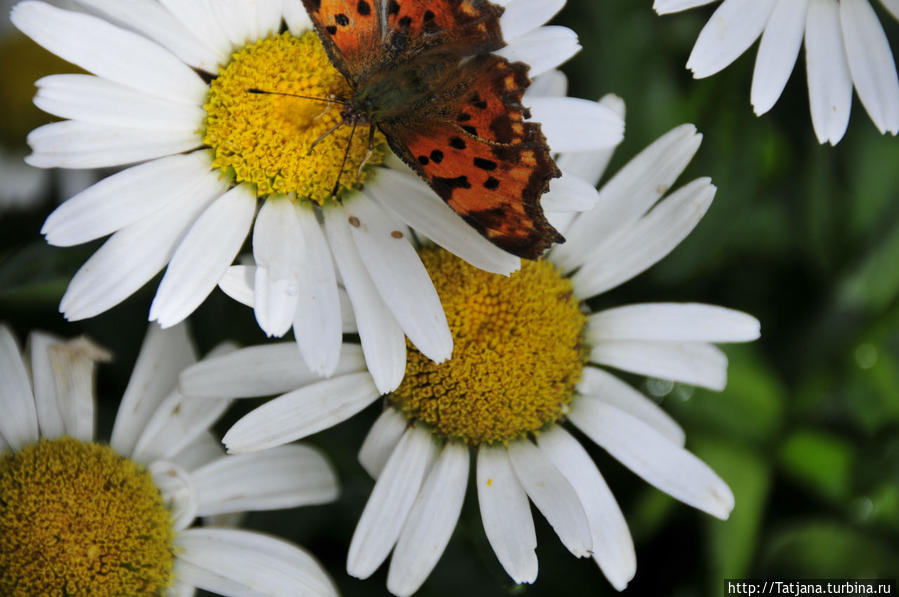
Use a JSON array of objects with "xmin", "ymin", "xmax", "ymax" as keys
[{"xmin": 302, "ymin": 0, "xmax": 563, "ymax": 259}]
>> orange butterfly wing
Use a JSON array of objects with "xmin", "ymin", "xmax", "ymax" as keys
[
  {"xmin": 382, "ymin": 55, "xmax": 562, "ymax": 259},
  {"xmin": 382, "ymin": 0, "xmax": 504, "ymax": 56},
  {"xmin": 301, "ymin": 0, "xmax": 383, "ymax": 83}
]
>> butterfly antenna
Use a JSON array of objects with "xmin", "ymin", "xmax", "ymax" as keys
[
  {"xmin": 246, "ymin": 88, "xmax": 346, "ymax": 105},
  {"xmin": 330, "ymin": 119, "xmax": 358, "ymax": 200},
  {"xmin": 355, "ymin": 124, "xmax": 377, "ymax": 182}
]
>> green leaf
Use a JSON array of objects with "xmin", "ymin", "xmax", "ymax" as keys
[
  {"xmin": 779, "ymin": 430, "xmax": 856, "ymax": 502},
  {"xmin": 761, "ymin": 522, "xmax": 899, "ymax": 577},
  {"xmin": 667, "ymin": 344, "xmax": 784, "ymax": 444},
  {"xmin": 691, "ymin": 438, "xmax": 771, "ymax": 585}
]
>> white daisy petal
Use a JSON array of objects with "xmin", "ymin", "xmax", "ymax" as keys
[
  {"xmin": 48, "ymin": 337, "xmax": 110, "ymax": 442},
  {"xmin": 71, "ymin": 0, "xmax": 226, "ymax": 72},
  {"xmin": 805, "ymin": 0, "xmax": 854, "ymax": 144},
  {"xmin": 542, "ymin": 168, "xmax": 601, "ymax": 213},
  {"xmin": 175, "ymin": 528, "xmax": 338, "ymax": 597},
  {"xmin": 158, "ymin": 0, "xmax": 233, "ymax": 58},
  {"xmin": 293, "ymin": 205, "xmax": 343, "ymax": 377},
  {"xmin": 577, "ymin": 367, "xmax": 685, "ymax": 447},
  {"xmin": 34, "ymin": 74, "xmax": 206, "ymax": 132},
  {"xmin": 42, "ymin": 151, "xmax": 213, "ymax": 246},
  {"xmin": 256, "ymin": 0, "xmax": 284, "ymax": 38},
  {"xmin": 252, "ymin": 198, "xmax": 304, "ymax": 338},
  {"xmin": 654, "ymin": 0, "xmax": 720, "ymax": 15},
  {"xmin": 218, "ymin": 265, "xmax": 256, "ymax": 308},
  {"xmin": 283, "ymin": 0, "xmax": 313, "ymax": 35},
  {"xmin": 28, "ymin": 332, "xmax": 67, "ymax": 439},
  {"xmin": 111, "ymin": 323, "xmax": 197, "ymax": 456},
  {"xmin": 537, "ymin": 427, "xmax": 636, "ymax": 591},
  {"xmin": 0, "ymin": 326, "xmax": 39, "ymax": 450},
  {"xmin": 367, "ymin": 168, "xmax": 520, "ymax": 276},
  {"xmin": 553, "ymin": 124, "xmax": 702, "ymax": 274},
  {"xmin": 170, "ymin": 430, "xmax": 224, "ymax": 472},
  {"xmin": 132, "ymin": 392, "xmax": 232, "ymax": 464},
  {"xmin": 150, "ymin": 461, "xmax": 197, "ymax": 531},
  {"xmin": 687, "ymin": 0, "xmax": 777, "ymax": 78},
  {"xmin": 324, "ymin": 207, "xmax": 406, "ymax": 394},
  {"xmin": 569, "ymin": 400, "xmax": 734, "ymax": 519},
  {"xmin": 348, "ymin": 426, "xmax": 440, "ymax": 579},
  {"xmin": 554, "ymin": 94, "xmax": 627, "ymax": 187},
  {"xmin": 570, "ymin": 178, "xmax": 716, "ymax": 298},
  {"xmin": 498, "ymin": 26, "xmax": 580, "ymax": 78},
  {"xmin": 179, "ymin": 343, "xmax": 366, "ymax": 400},
  {"xmin": 191, "ymin": 445, "xmax": 338, "ymax": 516},
  {"xmin": 387, "ymin": 441, "xmax": 469, "ymax": 597},
  {"xmin": 345, "ymin": 194, "xmax": 452, "ymax": 363},
  {"xmin": 359, "ymin": 407, "xmax": 409, "ymax": 479},
  {"xmin": 507, "ymin": 440, "xmax": 592, "ymax": 559},
  {"xmin": 880, "ymin": 0, "xmax": 899, "ymax": 21},
  {"xmin": 476, "ymin": 444, "xmax": 538, "ymax": 584},
  {"xmin": 588, "ymin": 303, "xmax": 762, "ymax": 343},
  {"xmin": 500, "ymin": 0, "xmax": 565, "ymax": 40},
  {"xmin": 60, "ymin": 171, "xmax": 225, "ymax": 321},
  {"xmin": 528, "ymin": 97, "xmax": 624, "ymax": 151},
  {"xmin": 209, "ymin": 0, "xmax": 257, "ymax": 47},
  {"xmin": 590, "ymin": 340, "xmax": 729, "ymax": 391},
  {"xmin": 166, "ymin": 581, "xmax": 195, "ymax": 597},
  {"xmin": 150, "ymin": 184, "xmax": 257, "ymax": 329},
  {"xmin": 223, "ymin": 372, "xmax": 381, "ymax": 453},
  {"xmin": 11, "ymin": 1, "xmax": 208, "ymax": 104},
  {"xmin": 527, "ymin": 69, "xmax": 569, "ymax": 98},
  {"xmin": 840, "ymin": 0, "xmax": 899, "ymax": 134},
  {"xmin": 26, "ymin": 121, "xmax": 201, "ymax": 169},
  {"xmin": 751, "ymin": 0, "xmax": 809, "ymax": 115}
]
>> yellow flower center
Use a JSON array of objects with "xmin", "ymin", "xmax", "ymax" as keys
[
  {"xmin": 203, "ymin": 32, "xmax": 386, "ymax": 204},
  {"xmin": 390, "ymin": 248, "xmax": 589, "ymax": 445},
  {"xmin": 0, "ymin": 437, "xmax": 175, "ymax": 595},
  {"xmin": 0, "ymin": 33, "xmax": 79, "ymax": 148}
]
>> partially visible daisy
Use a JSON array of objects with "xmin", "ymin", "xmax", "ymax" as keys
[
  {"xmin": 180, "ymin": 94, "xmax": 761, "ymax": 594},
  {"xmin": 12, "ymin": 0, "xmax": 621, "ymax": 394},
  {"xmin": 655, "ymin": 0, "xmax": 899, "ymax": 144},
  {"xmin": 0, "ymin": 323, "xmax": 339, "ymax": 596},
  {"xmin": 0, "ymin": 0, "xmax": 94, "ymax": 209}
]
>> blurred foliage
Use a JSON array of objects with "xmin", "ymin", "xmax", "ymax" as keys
[{"xmin": 1, "ymin": 1, "xmax": 898, "ymax": 596}]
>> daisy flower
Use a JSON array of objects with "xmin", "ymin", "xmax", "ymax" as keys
[
  {"xmin": 179, "ymin": 92, "xmax": 761, "ymax": 594},
  {"xmin": 655, "ymin": 0, "xmax": 899, "ymax": 144},
  {"xmin": 0, "ymin": 322, "xmax": 339, "ymax": 596},
  {"xmin": 11, "ymin": 0, "xmax": 622, "ymax": 394}
]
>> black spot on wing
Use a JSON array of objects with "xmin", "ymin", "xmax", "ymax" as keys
[
  {"xmin": 431, "ymin": 176, "xmax": 471, "ymax": 201},
  {"xmin": 356, "ymin": 0, "xmax": 371, "ymax": 15},
  {"xmin": 449, "ymin": 137, "xmax": 466, "ymax": 150},
  {"xmin": 461, "ymin": 125, "xmax": 477, "ymax": 136},
  {"xmin": 326, "ymin": 25, "xmax": 338, "ymax": 34},
  {"xmin": 335, "ymin": 13, "xmax": 349, "ymax": 25},
  {"xmin": 387, "ymin": 0, "xmax": 400, "ymax": 15},
  {"xmin": 483, "ymin": 177, "xmax": 500, "ymax": 190},
  {"xmin": 430, "ymin": 150, "xmax": 444, "ymax": 164},
  {"xmin": 474, "ymin": 157, "xmax": 497, "ymax": 171}
]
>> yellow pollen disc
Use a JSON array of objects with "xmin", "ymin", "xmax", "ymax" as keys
[
  {"xmin": 390, "ymin": 248, "xmax": 589, "ymax": 446},
  {"xmin": 0, "ymin": 437, "xmax": 175, "ymax": 595},
  {"xmin": 0, "ymin": 33, "xmax": 80, "ymax": 148},
  {"xmin": 203, "ymin": 32, "xmax": 386, "ymax": 204}
]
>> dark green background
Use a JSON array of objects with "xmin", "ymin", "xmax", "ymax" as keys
[{"xmin": 1, "ymin": 1, "xmax": 898, "ymax": 595}]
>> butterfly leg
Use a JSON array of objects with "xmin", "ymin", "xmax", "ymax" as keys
[
  {"xmin": 355, "ymin": 124, "xmax": 378, "ymax": 183},
  {"xmin": 329, "ymin": 118, "xmax": 359, "ymax": 200},
  {"xmin": 308, "ymin": 119, "xmax": 346, "ymax": 155}
]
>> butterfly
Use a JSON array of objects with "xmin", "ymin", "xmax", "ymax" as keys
[{"xmin": 299, "ymin": 0, "xmax": 564, "ymax": 259}]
